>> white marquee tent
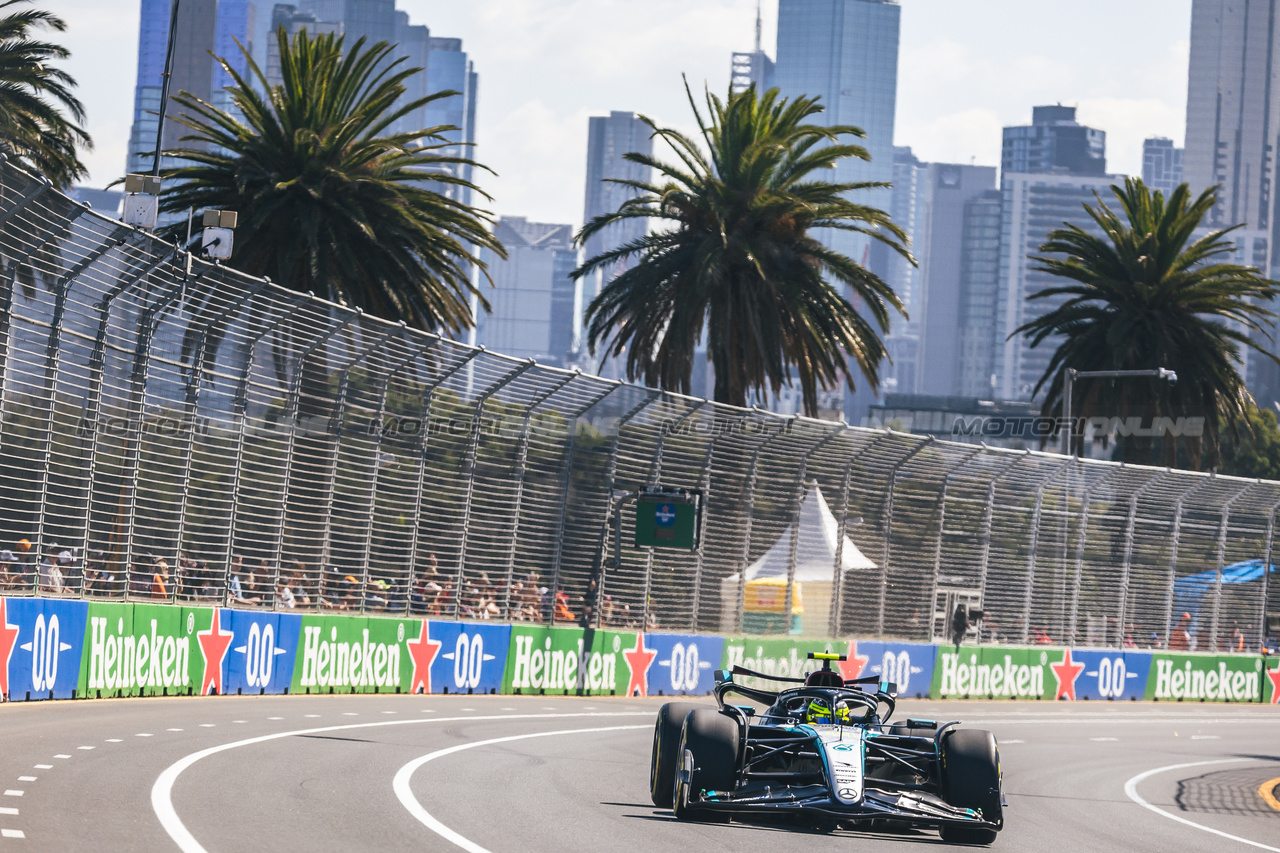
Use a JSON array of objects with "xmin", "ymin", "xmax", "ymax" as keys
[{"xmin": 720, "ymin": 482, "xmax": 877, "ymax": 635}]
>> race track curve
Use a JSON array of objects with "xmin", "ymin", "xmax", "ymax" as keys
[{"xmin": 0, "ymin": 693, "xmax": 1277, "ymax": 851}]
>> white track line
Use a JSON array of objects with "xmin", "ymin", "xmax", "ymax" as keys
[
  {"xmin": 1123, "ymin": 758, "xmax": 1280, "ymax": 852},
  {"xmin": 392, "ymin": 725, "xmax": 649, "ymax": 853},
  {"xmin": 151, "ymin": 711, "xmax": 650, "ymax": 853}
]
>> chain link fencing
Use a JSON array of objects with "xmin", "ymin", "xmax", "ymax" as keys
[{"xmin": 0, "ymin": 157, "xmax": 1277, "ymax": 652}]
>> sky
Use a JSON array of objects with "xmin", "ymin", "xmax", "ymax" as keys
[{"xmin": 45, "ymin": 0, "xmax": 1192, "ymax": 228}]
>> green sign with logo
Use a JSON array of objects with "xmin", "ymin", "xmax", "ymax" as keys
[
  {"xmin": 502, "ymin": 625, "xmax": 637, "ymax": 695},
  {"xmin": 932, "ymin": 646, "xmax": 1055, "ymax": 700},
  {"xmin": 720, "ymin": 637, "xmax": 846, "ymax": 689},
  {"xmin": 1145, "ymin": 653, "xmax": 1265, "ymax": 703},
  {"xmin": 78, "ymin": 602, "xmax": 206, "ymax": 698},
  {"xmin": 292, "ymin": 614, "xmax": 415, "ymax": 694},
  {"xmin": 634, "ymin": 495, "xmax": 698, "ymax": 549}
]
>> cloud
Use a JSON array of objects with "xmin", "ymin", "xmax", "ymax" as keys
[
  {"xmin": 897, "ymin": 108, "xmax": 1003, "ymax": 167},
  {"xmin": 1075, "ymin": 97, "xmax": 1185, "ymax": 177}
]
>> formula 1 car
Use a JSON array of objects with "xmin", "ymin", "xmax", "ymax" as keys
[{"xmin": 649, "ymin": 653, "xmax": 1004, "ymax": 844}]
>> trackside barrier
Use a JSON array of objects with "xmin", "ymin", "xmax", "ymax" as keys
[{"xmin": 0, "ymin": 598, "xmax": 1275, "ymax": 703}]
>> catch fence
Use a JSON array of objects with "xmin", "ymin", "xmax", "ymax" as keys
[{"xmin": 0, "ymin": 156, "xmax": 1276, "ymax": 652}]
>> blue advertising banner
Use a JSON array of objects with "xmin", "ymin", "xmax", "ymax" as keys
[
  {"xmin": 857, "ymin": 642, "xmax": 938, "ymax": 699},
  {"xmin": 1064, "ymin": 649, "xmax": 1153, "ymax": 701},
  {"xmin": 644, "ymin": 633, "xmax": 725, "ymax": 696},
  {"xmin": 0, "ymin": 597, "xmax": 88, "ymax": 701},
  {"xmin": 222, "ymin": 609, "xmax": 302, "ymax": 696},
  {"xmin": 426, "ymin": 621, "xmax": 511, "ymax": 694}
]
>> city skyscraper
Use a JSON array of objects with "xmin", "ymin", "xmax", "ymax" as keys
[
  {"xmin": 1001, "ymin": 105, "xmax": 1105, "ymax": 176},
  {"xmin": 391, "ymin": 11, "xmax": 431, "ymax": 136},
  {"xmin": 1142, "ymin": 137, "xmax": 1184, "ymax": 195},
  {"xmin": 423, "ymin": 37, "xmax": 478, "ymax": 206},
  {"xmin": 775, "ymin": 0, "xmax": 900, "ymax": 264},
  {"xmin": 1183, "ymin": 0, "xmax": 1280, "ymax": 404},
  {"xmin": 956, "ymin": 189, "xmax": 1003, "ymax": 398},
  {"xmin": 994, "ymin": 171, "xmax": 1119, "ymax": 401},
  {"xmin": 582, "ymin": 111, "xmax": 652, "ymax": 301},
  {"xmin": 299, "ymin": 0, "xmax": 393, "ymax": 44},
  {"xmin": 730, "ymin": 2, "xmax": 775, "ymax": 94},
  {"xmin": 874, "ymin": 147, "xmax": 925, "ymax": 397},
  {"xmin": 915, "ymin": 163, "xmax": 998, "ymax": 397},
  {"xmin": 126, "ymin": 0, "xmax": 215, "ymax": 175},
  {"xmin": 475, "ymin": 217, "xmax": 580, "ymax": 367}
]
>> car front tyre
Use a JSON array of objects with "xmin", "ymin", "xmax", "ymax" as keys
[
  {"xmin": 939, "ymin": 728, "xmax": 1002, "ymax": 845},
  {"xmin": 650, "ymin": 702, "xmax": 702, "ymax": 808},
  {"xmin": 671, "ymin": 709, "xmax": 738, "ymax": 821}
]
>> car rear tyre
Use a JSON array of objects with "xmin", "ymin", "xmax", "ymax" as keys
[
  {"xmin": 939, "ymin": 728, "xmax": 1002, "ymax": 845},
  {"xmin": 671, "ymin": 709, "xmax": 739, "ymax": 821},
  {"xmin": 650, "ymin": 702, "xmax": 702, "ymax": 807}
]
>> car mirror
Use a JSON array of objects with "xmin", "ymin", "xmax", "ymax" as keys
[
  {"xmin": 879, "ymin": 681, "xmax": 898, "ymax": 696},
  {"xmin": 714, "ymin": 669, "xmax": 732, "ymax": 685}
]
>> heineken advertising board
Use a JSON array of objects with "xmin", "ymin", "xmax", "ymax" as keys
[{"xmin": 2, "ymin": 596, "xmax": 1277, "ymax": 704}]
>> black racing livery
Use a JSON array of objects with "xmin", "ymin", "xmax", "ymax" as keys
[{"xmin": 649, "ymin": 653, "xmax": 1005, "ymax": 844}]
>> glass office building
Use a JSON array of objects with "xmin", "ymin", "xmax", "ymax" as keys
[{"xmin": 775, "ymin": 0, "xmax": 900, "ymax": 264}]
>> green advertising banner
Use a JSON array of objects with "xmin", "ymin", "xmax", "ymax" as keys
[
  {"xmin": 78, "ymin": 602, "xmax": 205, "ymax": 698},
  {"xmin": 292, "ymin": 614, "xmax": 417, "ymax": 694},
  {"xmin": 932, "ymin": 646, "xmax": 1056, "ymax": 700},
  {"xmin": 502, "ymin": 625, "xmax": 642, "ymax": 695},
  {"xmin": 720, "ymin": 636, "xmax": 847, "ymax": 688},
  {"xmin": 1145, "ymin": 653, "xmax": 1267, "ymax": 703}
]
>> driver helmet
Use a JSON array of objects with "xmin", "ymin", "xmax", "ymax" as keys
[{"xmin": 804, "ymin": 698, "xmax": 850, "ymax": 725}]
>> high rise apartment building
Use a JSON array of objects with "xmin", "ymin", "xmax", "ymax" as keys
[
  {"xmin": 731, "ymin": 2, "xmax": 775, "ymax": 94},
  {"xmin": 956, "ymin": 190, "xmax": 1003, "ymax": 398},
  {"xmin": 475, "ymin": 218, "xmax": 580, "ymax": 367},
  {"xmin": 1001, "ymin": 105, "xmax": 1105, "ymax": 177},
  {"xmin": 775, "ymin": 0, "xmax": 900, "ymax": 264},
  {"xmin": 1183, "ymin": 0, "xmax": 1280, "ymax": 403},
  {"xmin": 994, "ymin": 172, "xmax": 1119, "ymax": 401},
  {"xmin": 1142, "ymin": 137, "xmax": 1184, "ymax": 195},
  {"xmin": 582, "ymin": 112, "xmax": 652, "ymax": 300}
]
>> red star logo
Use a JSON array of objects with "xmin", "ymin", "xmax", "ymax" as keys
[
  {"xmin": 196, "ymin": 608, "xmax": 234, "ymax": 696},
  {"xmin": 406, "ymin": 620, "xmax": 441, "ymax": 694},
  {"xmin": 0, "ymin": 599, "xmax": 18, "ymax": 701},
  {"xmin": 837, "ymin": 641, "xmax": 870, "ymax": 681},
  {"xmin": 1266, "ymin": 661, "xmax": 1280, "ymax": 705},
  {"xmin": 622, "ymin": 633, "xmax": 657, "ymax": 697},
  {"xmin": 1050, "ymin": 649, "xmax": 1086, "ymax": 701}
]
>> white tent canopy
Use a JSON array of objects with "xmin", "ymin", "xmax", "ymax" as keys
[
  {"xmin": 720, "ymin": 482, "xmax": 877, "ymax": 635},
  {"xmin": 742, "ymin": 481, "xmax": 877, "ymax": 583}
]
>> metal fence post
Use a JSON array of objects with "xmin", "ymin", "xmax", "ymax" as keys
[
  {"xmin": 355, "ymin": 338, "xmax": 439, "ymax": 597},
  {"xmin": 498, "ymin": 372, "xmax": 578, "ymax": 619},
  {"xmin": 828, "ymin": 453, "xmax": 855, "ymax": 639},
  {"xmin": 783, "ymin": 428, "xmax": 842, "ymax": 631},
  {"xmin": 269, "ymin": 311, "xmax": 359, "ymax": 598},
  {"xmin": 877, "ymin": 436, "xmax": 933, "ymax": 637},
  {"xmin": 735, "ymin": 419, "xmax": 791, "ymax": 633},
  {"xmin": 975, "ymin": 451, "xmax": 1029, "ymax": 609},
  {"xmin": 171, "ymin": 277, "xmax": 270, "ymax": 573},
  {"xmin": 311, "ymin": 324, "xmax": 402, "ymax": 608},
  {"xmin": 219, "ymin": 295, "xmax": 310, "ymax": 600},
  {"xmin": 1019, "ymin": 458, "xmax": 1072, "ymax": 643},
  {"xmin": 1209, "ymin": 482, "xmax": 1252, "ymax": 651},
  {"xmin": 1259, "ymin": 496, "xmax": 1280, "ymax": 651},
  {"xmin": 1115, "ymin": 471, "xmax": 1166, "ymax": 648},
  {"xmin": 1161, "ymin": 477, "xmax": 1211, "ymax": 649},
  {"xmin": 1067, "ymin": 468, "xmax": 1122, "ymax": 645},
  {"xmin": 544, "ymin": 383, "xmax": 622, "ymax": 624},
  {"xmin": 403, "ymin": 350, "xmax": 482, "ymax": 610},
  {"xmin": 637, "ymin": 401, "xmax": 705, "ymax": 632},
  {"xmin": 120, "ymin": 270, "xmax": 205, "ymax": 594},
  {"xmin": 563, "ymin": 388, "xmax": 658, "ymax": 626},
  {"xmin": 926, "ymin": 447, "xmax": 983, "ymax": 642},
  {"xmin": 692, "ymin": 412, "xmax": 747, "ymax": 633},
  {"xmin": 450, "ymin": 360, "xmax": 535, "ymax": 619}
]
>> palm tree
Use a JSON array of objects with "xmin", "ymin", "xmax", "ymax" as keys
[
  {"xmin": 158, "ymin": 28, "xmax": 504, "ymax": 334},
  {"xmin": 575, "ymin": 83, "xmax": 911, "ymax": 416},
  {"xmin": 0, "ymin": 0, "xmax": 91, "ymax": 188},
  {"xmin": 1015, "ymin": 177, "xmax": 1280, "ymax": 467}
]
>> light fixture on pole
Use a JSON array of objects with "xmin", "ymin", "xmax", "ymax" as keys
[
  {"xmin": 1060, "ymin": 368, "xmax": 1178, "ymax": 455},
  {"xmin": 200, "ymin": 209, "xmax": 238, "ymax": 260}
]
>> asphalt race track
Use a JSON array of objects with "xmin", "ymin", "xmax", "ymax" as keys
[{"xmin": 0, "ymin": 694, "xmax": 1277, "ymax": 851}]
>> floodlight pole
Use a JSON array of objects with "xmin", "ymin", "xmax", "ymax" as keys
[
  {"xmin": 153, "ymin": 0, "xmax": 181, "ymax": 176},
  {"xmin": 1060, "ymin": 368, "xmax": 1178, "ymax": 455}
]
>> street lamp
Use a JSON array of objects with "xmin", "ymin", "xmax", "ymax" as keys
[{"xmin": 1060, "ymin": 368, "xmax": 1178, "ymax": 455}]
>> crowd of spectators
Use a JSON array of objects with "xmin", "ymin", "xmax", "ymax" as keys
[{"xmin": 1, "ymin": 538, "xmax": 651, "ymax": 629}]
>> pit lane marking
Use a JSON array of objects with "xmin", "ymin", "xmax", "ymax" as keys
[
  {"xmin": 1260, "ymin": 777, "xmax": 1280, "ymax": 814},
  {"xmin": 151, "ymin": 712, "xmax": 650, "ymax": 853},
  {"xmin": 1124, "ymin": 759, "xmax": 1280, "ymax": 851},
  {"xmin": 392, "ymin": 725, "xmax": 650, "ymax": 853}
]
